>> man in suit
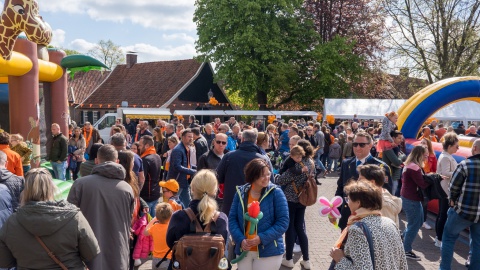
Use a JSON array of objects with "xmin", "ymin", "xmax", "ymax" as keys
[
  {"xmin": 332, "ymin": 131, "xmax": 392, "ymax": 230},
  {"xmin": 167, "ymin": 129, "xmax": 197, "ymax": 207}
]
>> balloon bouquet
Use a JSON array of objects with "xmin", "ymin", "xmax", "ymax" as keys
[
  {"xmin": 318, "ymin": 196, "xmax": 343, "ymax": 229},
  {"xmin": 231, "ymin": 201, "xmax": 263, "ymax": 264}
]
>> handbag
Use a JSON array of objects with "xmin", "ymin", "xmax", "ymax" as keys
[
  {"xmin": 35, "ymin": 235, "xmax": 68, "ymax": 270},
  {"xmin": 292, "ymin": 160, "xmax": 317, "ymax": 206}
]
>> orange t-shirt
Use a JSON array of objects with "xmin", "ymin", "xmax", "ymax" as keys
[
  {"xmin": 147, "ymin": 222, "xmax": 172, "ymax": 259},
  {"xmin": 168, "ymin": 199, "xmax": 183, "ymax": 212},
  {"xmin": 0, "ymin": 145, "xmax": 23, "ymax": 176},
  {"xmin": 245, "ymin": 192, "xmax": 259, "ymax": 251}
]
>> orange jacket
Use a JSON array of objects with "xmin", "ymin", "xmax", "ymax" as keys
[{"xmin": 0, "ymin": 145, "xmax": 23, "ymax": 176}]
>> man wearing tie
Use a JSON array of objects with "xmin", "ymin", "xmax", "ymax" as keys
[{"xmin": 332, "ymin": 131, "xmax": 392, "ymax": 230}]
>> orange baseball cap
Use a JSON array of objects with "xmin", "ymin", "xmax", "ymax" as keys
[{"xmin": 160, "ymin": 179, "xmax": 179, "ymax": 192}]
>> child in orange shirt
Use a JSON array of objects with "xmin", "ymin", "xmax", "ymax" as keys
[
  {"xmin": 159, "ymin": 179, "xmax": 184, "ymax": 211},
  {"xmin": 144, "ymin": 202, "xmax": 173, "ymax": 270}
]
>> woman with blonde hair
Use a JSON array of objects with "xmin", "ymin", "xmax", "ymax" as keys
[
  {"xmin": 9, "ymin": 133, "xmax": 32, "ymax": 173},
  {"xmin": 166, "ymin": 170, "xmax": 228, "ymax": 246},
  {"xmin": 0, "ymin": 168, "xmax": 99, "ymax": 269}
]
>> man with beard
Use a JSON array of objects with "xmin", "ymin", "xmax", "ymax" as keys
[
  {"xmin": 82, "ymin": 122, "xmax": 102, "ymax": 157},
  {"xmin": 135, "ymin": 121, "xmax": 153, "ymax": 142},
  {"xmin": 167, "ymin": 129, "xmax": 197, "ymax": 207},
  {"xmin": 138, "ymin": 135, "xmax": 162, "ymax": 218}
]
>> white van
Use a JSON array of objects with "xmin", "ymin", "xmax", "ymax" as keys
[{"xmin": 93, "ymin": 108, "xmax": 171, "ymax": 143}]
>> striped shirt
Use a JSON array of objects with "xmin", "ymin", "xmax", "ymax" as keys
[{"xmin": 450, "ymin": 154, "xmax": 480, "ymax": 223}]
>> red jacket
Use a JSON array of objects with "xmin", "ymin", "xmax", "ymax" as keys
[{"xmin": 0, "ymin": 145, "xmax": 23, "ymax": 176}]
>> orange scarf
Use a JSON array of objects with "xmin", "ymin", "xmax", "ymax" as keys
[
  {"xmin": 334, "ymin": 208, "xmax": 382, "ymax": 248},
  {"xmin": 141, "ymin": 146, "xmax": 157, "ymax": 158},
  {"xmin": 84, "ymin": 128, "xmax": 93, "ymax": 146}
]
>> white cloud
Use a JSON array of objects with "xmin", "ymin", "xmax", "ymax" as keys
[
  {"xmin": 50, "ymin": 29, "xmax": 66, "ymax": 47},
  {"xmin": 39, "ymin": 0, "xmax": 196, "ymax": 31},
  {"xmin": 162, "ymin": 33, "xmax": 196, "ymax": 43},
  {"xmin": 69, "ymin": 39, "xmax": 97, "ymax": 53},
  {"xmin": 122, "ymin": 43, "xmax": 197, "ymax": 62}
]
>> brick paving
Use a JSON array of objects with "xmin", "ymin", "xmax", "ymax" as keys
[{"xmin": 138, "ymin": 173, "xmax": 470, "ymax": 270}]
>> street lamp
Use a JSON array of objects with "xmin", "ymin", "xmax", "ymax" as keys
[{"xmin": 208, "ymin": 89, "xmax": 213, "ymax": 99}]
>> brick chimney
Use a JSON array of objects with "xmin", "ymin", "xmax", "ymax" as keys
[{"xmin": 126, "ymin": 53, "xmax": 137, "ymax": 68}]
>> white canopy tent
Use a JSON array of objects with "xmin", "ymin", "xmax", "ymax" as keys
[
  {"xmin": 224, "ymin": 110, "xmax": 274, "ymax": 116},
  {"xmin": 324, "ymin": 99, "xmax": 480, "ymax": 122},
  {"xmin": 173, "ymin": 110, "xmax": 226, "ymax": 116}
]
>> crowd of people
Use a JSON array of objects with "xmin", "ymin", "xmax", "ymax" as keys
[{"xmin": 0, "ymin": 112, "xmax": 478, "ymax": 270}]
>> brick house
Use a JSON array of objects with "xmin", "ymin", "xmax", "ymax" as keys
[{"xmin": 73, "ymin": 54, "xmax": 232, "ymax": 125}]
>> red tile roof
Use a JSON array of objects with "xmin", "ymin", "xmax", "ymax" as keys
[
  {"xmin": 81, "ymin": 59, "xmax": 203, "ymax": 108},
  {"xmin": 67, "ymin": 70, "xmax": 110, "ymax": 105}
]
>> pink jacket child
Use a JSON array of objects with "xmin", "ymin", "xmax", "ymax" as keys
[{"xmin": 132, "ymin": 214, "xmax": 153, "ymax": 259}]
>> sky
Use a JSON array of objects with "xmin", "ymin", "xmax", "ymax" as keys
[{"xmin": 4, "ymin": 0, "xmax": 199, "ymax": 63}]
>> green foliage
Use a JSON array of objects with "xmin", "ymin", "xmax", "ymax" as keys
[
  {"xmin": 88, "ymin": 40, "xmax": 125, "ymax": 69},
  {"xmin": 194, "ymin": 0, "xmax": 363, "ymax": 109},
  {"xmin": 62, "ymin": 48, "xmax": 81, "ymax": 56}
]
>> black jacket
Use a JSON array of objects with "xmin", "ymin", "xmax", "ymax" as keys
[
  {"xmin": 46, "ymin": 133, "xmax": 68, "ymax": 162},
  {"xmin": 140, "ymin": 153, "xmax": 163, "ymax": 202},
  {"xmin": 197, "ymin": 149, "xmax": 229, "ymax": 171},
  {"xmin": 194, "ymin": 136, "xmax": 209, "ymax": 162},
  {"xmin": 216, "ymin": 142, "xmax": 273, "ymax": 214}
]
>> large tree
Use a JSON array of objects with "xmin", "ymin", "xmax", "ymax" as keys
[
  {"xmin": 304, "ymin": 0, "xmax": 389, "ymax": 98},
  {"xmin": 383, "ymin": 0, "xmax": 480, "ymax": 83},
  {"xmin": 88, "ymin": 39, "xmax": 125, "ymax": 69},
  {"xmin": 194, "ymin": 0, "xmax": 363, "ymax": 109}
]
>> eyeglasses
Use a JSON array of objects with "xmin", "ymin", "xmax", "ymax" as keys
[
  {"xmin": 162, "ymin": 189, "xmax": 171, "ymax": 193},
  {"xmin": 344, "ymin": 197, "xmax": 350, "ymax": 203},
  {"xmin": 216, "ymin": 140, "xmax": 227, "ymax": 145},
  {"xmin": 352, "ymin": 142, "xmax": 368, "ymax": 148}
]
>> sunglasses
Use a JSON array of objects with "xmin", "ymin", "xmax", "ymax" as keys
[
  {"xmin": 352, "ymin": 142, "xmax": 368, "ymax": 148},
  {"xmin": 216, "ymin": 140, "xmax": 227, "ymax": 145}
]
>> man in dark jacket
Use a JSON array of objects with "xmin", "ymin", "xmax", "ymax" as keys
[
  {"xmin": 167, "ymin": 129, "xmax": 197, "ymax": 207},
  {"xmin": 68, "ymin": 145, "xmax": 134, "ymax": 270},
  {"xmin": 202, "ymin": 123, "xmax": 215, "ymax": 149},
  {"xmin": 216, "ymin": 129, "xmax": 274, "ymax": 214},
  {"xmin": 46, "ymin": 123, "xmax": 68, "ymax": 180},
  {"xmin": 197, "ymin": 133, "xmax": 229, "ymax": 209},
  {"xmin": 382, "ymin": 130, "xmax": 406, "ymax": 196},
  {"xmin": 333, "ymin": 131, "xmax": 391, "ymax": 230},
  {"xmin": 192, "ymin": 127, "xmax": 208, "ymax": 163},
  {"xmin": 0, "ymin": 151, "xmax": 24, "ymax": 211},
  {"xmin": 138, "ymin": 135, "xmax": 163, "ymax": 217}
]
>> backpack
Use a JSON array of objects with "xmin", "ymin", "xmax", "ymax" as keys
[
  {"xmin": 292, "ymin": 160, "xmax": 317, "ymax": 206},
  {"xmin": 170, "ymin": 208, "xmax": 227, "ymax": 270}
]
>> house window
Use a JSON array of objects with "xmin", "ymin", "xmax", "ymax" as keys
[
  {"xmin": 93, "ymin": 111, "xmax": 99, "ymax": 124},
  {"xmin": 83, "ymin": 111, "xmax": 88, "ymax": 124}
]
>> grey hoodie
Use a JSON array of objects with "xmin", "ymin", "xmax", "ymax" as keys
[{"xmin": 0, "ymin": 200, "xmax": 99, "ymax": 269}]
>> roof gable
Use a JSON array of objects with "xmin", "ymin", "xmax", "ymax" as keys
[
  {"xmin": 82, "ymin": 59, "xmax": 202, "ymax": 108},
  {"xmin": 67, "ymin": 70, "xmax": 110, "ymax": 105}
]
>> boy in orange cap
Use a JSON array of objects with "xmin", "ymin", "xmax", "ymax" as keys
[{"xmin": 159, "ymin": 179, "xmax": 184, "ymax": 212}]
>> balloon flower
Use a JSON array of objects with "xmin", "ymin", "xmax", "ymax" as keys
[
  {"xmin": 318, "ymin": 196, "xmax": 343, "ymax": 229},
  {"xmin": 231, "ymin": 201, "xmax": 263, "ymax": 264}
]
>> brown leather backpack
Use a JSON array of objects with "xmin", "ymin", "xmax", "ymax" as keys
[
  {"xmin": 171, "ymin": 208, "xmax": 226, "ymax": 270},
  {"xmin": 292, "ymin": 160, "xmax": 317, "ymax": 206}
]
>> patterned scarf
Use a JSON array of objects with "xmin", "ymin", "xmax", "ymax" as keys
[{"xmin": 334, "ymin": 207, "xmax": 382, "ymax": 248}]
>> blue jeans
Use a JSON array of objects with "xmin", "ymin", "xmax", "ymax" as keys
[
  {"xmin": 440, "ymin": 208, "xmax": 480, "ymax": 270},
  {"xmin": 178, "ymin": 187, "xmax": 191, "ymax": 208},
  {"xmin": 146, "ymin": 199, "xmax": 159, "ymax": 219},
  {"xmin": 51, "ymin": 161, "xmax": 67, "ymax": 180},
  {"xmin": 314, "ymin": 150, "xmax": 325, "ymax": 172},
  {"xmin": 402, "ymin": 197, "xmax": 423, "ymax": 252},
  {"xmin": 330, "ymin": 159, "xmax": 339, "ymax": 171}
]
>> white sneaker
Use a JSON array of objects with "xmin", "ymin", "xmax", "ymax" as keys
[
  {"xmin": 434, "ymin": 238, "xmax": 442, "ymax": 248},
  {"xmin": 300, "ymin": 260, "xmax": 312, "ymax": 269},
  {"xmin": 281, "ymin": 258, "xmax": 294, "ymax": 268},
  {"xmin": 293, "ymin": 243, "xmax": 301, "ymax": 253},
  {"xmin": 134, "ymin": 259, "xmax": 142, "ymax": 266},
  {"xmin": 423, "ymin": 222, "xmax": 432, "ymax": 230}
]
